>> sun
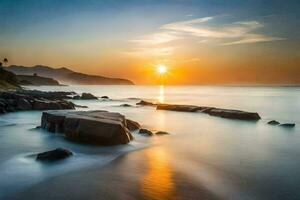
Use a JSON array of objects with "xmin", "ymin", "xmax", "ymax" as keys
[{"xmin": 157, "ymin": 65, "xmax": 167, "ymax": 74}]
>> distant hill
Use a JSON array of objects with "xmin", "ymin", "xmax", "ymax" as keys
[
  {"xmin": 17, "ymin": 75, "xmax": 61, "ymax": 86},
  {"xmin": 0, "ymin": 67, "xmax": 20, "ymax": 89},
  {"xmin": 6, "ymin": 65, "xmax": 134, "ymax": 85}
]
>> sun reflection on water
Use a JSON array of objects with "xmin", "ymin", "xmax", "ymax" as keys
[
  {"xmin": 157, "ymin": 85, "xmax": 165, "ymax": 103},
  {"xmin": 141, "ymin": 147, "xmax": 177, "ymax": 200}
]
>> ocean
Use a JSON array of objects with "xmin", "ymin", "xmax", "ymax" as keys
[{"xmin": 0, "ymin": 85, "xmax": 300, "ymax": 200}]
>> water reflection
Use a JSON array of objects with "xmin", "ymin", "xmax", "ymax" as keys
[
  {"xmin": 157, "ymin": 85, "xmax": 165, "ymax": 103},
  {"xmin": 141, "ymin": 147, "xmax": 177, "ymax": 200}
]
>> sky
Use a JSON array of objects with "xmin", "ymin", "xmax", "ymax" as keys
[{"xmin": 0, "ymin": 0, "xmax": 299, "ymax": 85}]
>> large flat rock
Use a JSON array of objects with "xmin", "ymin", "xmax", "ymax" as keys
[
  {"xmin": 41, "ymin": 110, "xmax": 134, "ymax": 145},
  {"xmin": 204, "ymin": 108, "xmax": 261, "ymax": 120},
  {"xmin": 156, "ymin": 103, "xmax": 260, "ymax": 121}
]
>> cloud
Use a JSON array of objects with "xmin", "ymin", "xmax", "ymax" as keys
[
  {"xmin": 125, "ymin": 47, "xmax": 174, "ymax": 57},
  {"xmin": 130, "ymin": 32, "xmax": 180, "ymax": 45},
  {"xmin": 222, "ymin": 34, "xmax": 286, "ymax": 45},
  {"xmin": 160, "ymin": 17, "xmax": 285, "ymax": 45},
  {"xmin": 126, "ymin": 16, "xmax": 286, "ymax": 57}
]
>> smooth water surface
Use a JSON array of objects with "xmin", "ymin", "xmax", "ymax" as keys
[{"xmin": 1, "ymin": 85, "xmax": 300, "ymax": 199}]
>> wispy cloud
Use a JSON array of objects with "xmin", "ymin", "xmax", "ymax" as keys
[
  {"xmin": 160, "ymin": 17, "xmax": 286, "ymax": 45},
  {"xmin": 222, "ymin": 34, "xmax": 286, "ymax": 45},
  {"xmin": 126, "ymin": 16, "xmax": 286, "ymax": 57},
  {"xmin": 130, "ymin": 32, "xmax": 180, "ymax": 45},
  {"xmin": 125, "ymin": 47, "xmax": 174, "ymax": 57}
]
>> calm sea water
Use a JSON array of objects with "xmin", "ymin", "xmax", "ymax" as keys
[{"xmin": 1, "ymin": 85, "xmax": 300, "ymax": 199}]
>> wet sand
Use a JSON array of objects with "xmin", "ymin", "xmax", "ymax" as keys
[{"xmin": 10, "ymin": 146, "xmax": 220, "ymax": 200}]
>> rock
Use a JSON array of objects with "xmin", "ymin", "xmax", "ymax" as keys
[
  {"xmin": 120, "ymin": 104, "xmax": 132, "ymax": 107},
  {"xmin": 126, "ymin": 119, "xmax": 140, "ymax": 131},
  {"xmin": 205, "ymin": 108, "xmax": 261, "ymax": 121},
  {"xmin": 268, "ymin": 120, "xmax": 280, "ymax": 125},
  {"xmin": 156, "ymin": 104, "xmax": 199, "ymax": 112},
  {"xmin": 74, "ymin": 104, "xmax": 88, "ymax": 108},
  {"xmin": 73, "ymin": 95, "xmax": 81, "ymax": 99},
  {"xmin": 136, "ymin": 100, "xmax": 155, "ymax": 106},
  {"xmin": 139, "ymin": 128, "xmax": 154, "ymax": 136},
  {"xmin": 280, "ymin": 123, "xmax": 295, "ymax": 128},
  {"xmin": 17, "ymin": 98, "xmax": 32, "ymax": 110},
  {"xmin": 41, "ymin": 110, "xmax": 133, "ymax": 145},
  {"xmin": 81, "ymin": 93, "xmax": 98, "ymax": 99},
  {"xmin": 16, "ymin": 90, "xmax": 75, "ymax": 100},
  {"xmin": 36, "ymin": 148, "xmax": 73, "ymax": 161},
  {"xmin": 33, "ymin": 99, "xmax": 74, "ymax": 110},
  {"xmin": 101, "ymin": 96, "xmax": 109, "ymax": 99},
  {"xmin": 155, "ymin": 131, "xmax": 169, "ymax": 135}
]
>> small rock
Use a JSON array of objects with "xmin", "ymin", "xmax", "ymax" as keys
[
  {"xmin": 101, "ymin": 96, "xmax": 109, "ymax": 99},
  {"xmin": 81, "ymin": 93, "xmax": 98, "ymax": 100},
  {"xmin": 136, "ymin": 100, "xmax": 155, "ymax": 106},
  {"xmin": 267, "ymin": 120, "xmax": 280, "ymax": 125},
  {"xmin": 120, "ymin": 104, "xmax": 132, "ymax": 107},
  {"xmin": 280, "ymin": 123, "xmax": 295, "ymax": 128},
  {"xmin": 36, "ymin": 148, "xmax": 73, "ymax": 161},
  {"xmin": 74, "ymin": 104, "xmax": 88, "ymax": 108},
  {"xmin": 155, "ymin": 131, "xmax": 169, "ymax": 135},
  {"xmin": 73, "ymin": 95, "xmax": 81, "ymax": 99},
  {"xmin": 126, "ymin": 119, "xmax": 140, "ymax": 131},
  {"xmin": 139, "ymin": 128, "xmax": 154, "ymax": 136}
]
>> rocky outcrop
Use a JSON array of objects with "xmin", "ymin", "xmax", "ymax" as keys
[
  {"xmin": 36, "ymin": 148, "xmax": 73, "ymax": 161},
  {"xmin": 73, "ymin": 93, "xmax": 98, "ymax": 100},
  {"xmin": 41, "ymin": 110, "xmax": 134, "ymax": 145},
  {"xmin": 0, "ymin": 90, "xmax": 75, "ymax": 114},
  {"xmin": 157, "ymin": 104, "xmax": 200, "ymax": 112},
  {"xmin": 16, "ymin": 90, "xmax": 75, "ymax": 100},
  {"xmin": 155, "ymin": 103, "xmax": 260, "ymax": 121},
  {"xmin": 204, "ymin": 108, "xmax": 261, "ymax": 121}
]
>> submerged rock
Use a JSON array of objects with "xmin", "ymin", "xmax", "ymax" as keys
[
  {"xmin": 268, "ymin": 120, "xmax": 280, "ymax": 125},
  {"xmin": 156, "ymin": 104, "xmax": 199, "ymax": 112},
  {"xmin": 155, "ymin": 131, "xmax": 169, "ymax": 135},
  {"xmin": 139, "ymin": 128, "xmax": 154, "ymax": 136},
  {"xmin": 203, "ymin": 108, "xmax": 261, "ymax": 121},
  {"xmin": 120, "ymin": 103, "xmax": 132, "ymax": 107},
  {"xmin": 136, "ymin": 100, "xmax": 155, "ymax": 106},
  {"xmin": 41, "ymin": 110, "xmax": 133, "ymax": 145},
  {"xmin": 280, "ymin": 123, "xmax": 295, "ymax": 128},
  {"xmin": 36, "ymin": 148, "xmax": 73, "ymax": 161},
  {"xmin": 155, "ymin": 103, "xmax": 260, "ymax": 121}
]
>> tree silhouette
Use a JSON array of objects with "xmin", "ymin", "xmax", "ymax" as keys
[{"xmin": 3, "ymin": 58, "xmax": 8, "ymax": 66}]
